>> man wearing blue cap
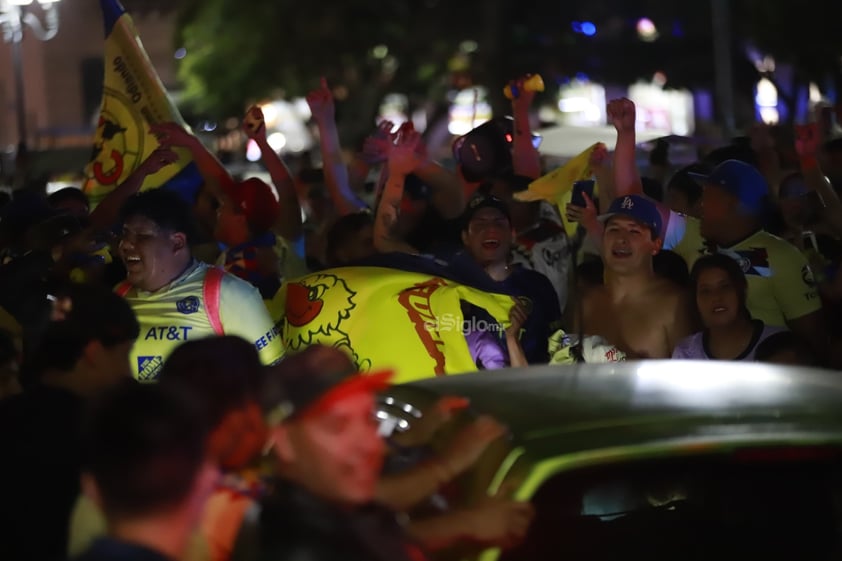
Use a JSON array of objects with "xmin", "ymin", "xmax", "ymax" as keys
[
  {"xmin": 661, "ymin": 160, "xmax": 824, "ymax": 344},
  {"xmin": 577, "ymin": 194, "xmax": 695, "ymax": 359},
  {"xmin": 608, "ymin": 98, "xmax": 826, "ymax": 360}
]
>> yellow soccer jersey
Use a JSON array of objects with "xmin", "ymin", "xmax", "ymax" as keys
[
  {"xmin": 665, "ymin": 212, "xmax": 821, "ymax": 327},
  {"xmin": 120, "ymin": 261, "xmax": 284, "ymax": 381}
]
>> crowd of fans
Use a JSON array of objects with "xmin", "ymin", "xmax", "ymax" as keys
[{"xmin": 1, "ymin": 74, "xmax": 840, "ymax": 560}]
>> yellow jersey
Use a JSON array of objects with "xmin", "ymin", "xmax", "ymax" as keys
[
  {"xmin": 119, "ymin": 260, "xmax": 284, "ymax": 381},
  {"xmin": 665, "ymin": 212, "xmax": 821, "ymax": 327}
]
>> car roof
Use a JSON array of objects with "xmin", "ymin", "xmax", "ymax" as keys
[{"xmin": 388, "ymin": 361, "xmax": 842, "ymax": 459}]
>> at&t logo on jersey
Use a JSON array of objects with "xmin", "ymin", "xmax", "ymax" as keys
[{"xmin": 137, "ymin": 355, "xmax": 164, "ymax": 381}]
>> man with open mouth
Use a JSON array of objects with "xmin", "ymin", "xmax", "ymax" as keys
[{"xmin": 574, "ymin": 194, "xmax": 696, "ymax": 359}]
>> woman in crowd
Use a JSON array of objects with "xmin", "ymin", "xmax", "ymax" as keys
[{"xmin": 673, "ymin": 254, "xmax": 783, "ymax": 361}]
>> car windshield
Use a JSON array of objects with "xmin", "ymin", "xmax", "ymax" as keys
[{"xmin": 502, "ymin": 446, "xmax": 842, "ymax": 561}]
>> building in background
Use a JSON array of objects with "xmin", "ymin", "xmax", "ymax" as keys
[{"xmin": 0, "ymin": 0, "xmax": 179, "ymax": 153}]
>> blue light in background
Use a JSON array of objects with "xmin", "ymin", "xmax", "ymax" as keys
[
  {"xmin": 672, "ymin": 21, "xmax": 684, "ymax": 37},
  {"xmin": 581, "ymin": 21, "xmax": 597, "ymax": 36},
  {"xmin": 571, "ymin": 21, "xmax": 582, "ymax": 33}
]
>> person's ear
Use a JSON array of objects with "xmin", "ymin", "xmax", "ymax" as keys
[
  {"xmin": 80, "ymin": 472, "xmax": 104, "ymax": 511},
  {"xmin": 461, "ymin": 229, "xmax": 470, "ymax": 246},
  {"xmin": 193, "ymin": 460, "xmax": 220, "ymax": 502},
  {"xmin": 652, "ymin": 237, "xmax": 663, "ymax": 255},
  {"xmin": 170, "ymin": 232, "xmax": 188, "ymax": 253},
  {"xmin": 266, "ymin": 424, "xmax": 295, "ymax": 463},
  {"xmin": 81, "ymin": 339, "xmax": 106, "ymax": 369}
]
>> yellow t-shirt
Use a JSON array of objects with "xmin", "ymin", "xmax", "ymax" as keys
[
  {"xmin": 119, "ymin": 261, "xmax": 284, "ymax": 381},
  {"xmin": 665, "ymin": 213, "xmax": 821, "ymax": 327}
]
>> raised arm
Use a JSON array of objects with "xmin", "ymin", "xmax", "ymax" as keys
[
  {"xmin": 88, "ymin": 146, "xmax": 177, "ymax": 234},
  {"xmin": 307, "ymin": 78, "xmax": 367, "ymax": 216},
  {"xmin": 150, "ymin": 122, "xmax": 233, "ymax": 201},
  {"xmin": 607, "ymin": 98, "xmax": 642, "ymax": 201},
  {"xmin": 387, "ymin": 121, "xmax": 466, "ymax": 219},
  {"xmin": 243, "ymin": 106, "xmax": 303, "ymax": 240},
  {"xmin": 509, "ymin": 75, "xmax": 542, "ymax": 180},
  {"xmin": 796, "ymin": 123, "xmax": 842, "ymax": 237},
  {"xmin": 608, "ymin": 98, "xmax": 673, "ymax": 232},
  {"xmin": 373, "ymin": 130, "xmax": 421, "ymax": 254}
]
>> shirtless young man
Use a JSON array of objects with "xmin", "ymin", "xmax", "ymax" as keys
[{"xmin": 577, "ymin": 194, "xmax": 696, "ymax": 359}]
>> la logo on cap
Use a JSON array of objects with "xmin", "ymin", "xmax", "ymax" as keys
[{"xmin": 621, "ymin": 197, "xmax": 634, "ymax": 209}]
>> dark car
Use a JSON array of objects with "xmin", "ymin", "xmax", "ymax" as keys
[{"xmin": 377, "ymin": 361, "xmax": 842, "ymax": 561}]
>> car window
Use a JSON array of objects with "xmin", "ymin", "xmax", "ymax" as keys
[{"xmin": 502, "ymin": 446, "xmax": 842, "ymax": 561}]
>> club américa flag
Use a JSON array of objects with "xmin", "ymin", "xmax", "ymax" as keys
[
  {"xmin": 270, "ymin": 254, "xmax": 519, "ymax": 384},
  {"xmin": 83, "ymin": 0, "xmax": 201, "ymax": 209}
]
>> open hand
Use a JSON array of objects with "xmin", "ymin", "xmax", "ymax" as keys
[
  {"xmin": 439, "ymin": 415, "xmax": 507, "ymax": 476},
  {"xmin": 150, "ymin": 122, "xmax": 197, "ymax": 149},
  {"xmin": 462, "ymin": 486, "xmax": 535, "ymax": 549},
  {"xmin": 362, "ymin": 120, "xmax": 396, "ymax": 164},
  {"xmin": 139, "ymin": 146, "xmax": 179, "ymax": 175},
  {"xmin": 243, "ymin": 105, "xmax": 267, "ymax": 140},
  {"xmin": 388, "ymin": 125, "xmax": 423, "ymax": 176},
  {"xmin": 306, "ymin": 77, "xmax": 335, "ymax": 124}
]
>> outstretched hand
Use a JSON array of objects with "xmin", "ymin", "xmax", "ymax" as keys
[
  {"xmin": 139, "ymin": 146, "xmax": 179, "ymax": 175},
  {"xmin": 149, "ymin": 122, "xmax": 197, "ymax": 149},
  {"xmin": 362, "ymin": 120, "xmax": 397, "ymax": 164},
  {"xmin": 306, "ymin": 77, "xmax": 335, "ymax": 124},
  {"xmin": 243, "ymin": 105, "xmax": 267, "ymax": 140},
  {"xmin": 387, "ymin": 124, "xmax": 423, "ymax": 176}
]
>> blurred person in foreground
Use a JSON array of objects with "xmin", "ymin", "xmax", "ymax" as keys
[
  {"xmin": 0, "ymin": 284, "xmax": 138, "ymax": 561},
  {"xmin": 72, "ymin": 382, "xmax": 218, "ymax": 561},
  {"xmin": 257, "ymin": 345, "xmax": 418, "ymax": 561},
  {"xmin": 68, "ymin": 336, "xmax": 268, "ymax": 561},
  {"xmin": 257, "ymin": 345, "xmax": 533, "ymax": 561}
]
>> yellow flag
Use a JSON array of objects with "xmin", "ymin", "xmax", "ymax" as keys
[
  {"xmin": 83, "ymin": 0, "xmax": 197, "ymax": 208},
  {"xmin": 514, "ymin": 143, "xmax": 598, "ymax": 237},
  {"xmin": 272, "ymin": 266, "xmax": 517, "ymax": 384}
]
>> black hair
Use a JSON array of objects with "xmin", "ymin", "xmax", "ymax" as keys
[
  {"xmin": 641, "ymin": 177, "xmax": 664, "ymax": 203},
  {"xmin": 81, "ymin": 381, "xmax": 209, "ymax": 518},
  {"xmin": 324, "ymin": 211, "xmax": 374, "ymax": 267},
  {"xmin": 824, "ymin": 137, "xmax": 842, "ymax": 155},
  {"xmin": 704, "ymin": 143, "xmax": 758, "ymax": 168},
  {"xmin": 576, "ymin": 256, "xmax": 604, "ymax": 288},
  {"xmin": 690, "ymin": 254, "xmax": 750, "ymax": 318},
  {"xmin": 754, "ymin": 331, "xmax": 813, "ymax": 365},
  {"xmin": 47, "ymin": 187, "xmax": 89, "ymax": 210},
  {"xmin": 666, "ymin": 163, "xmax": 709, "ymax": 207},
  {"xmin": 159, "ymin": 336, "xmax": 265, "ymax": 428},
  {"xmin": 0, "ymin": 328, "xmax": 17, "ymax": 366},
  {"xmin": 654, "ymin": 250, "xmax": 690, "ymax": 287},
  {"xmin": 24, "ymin": 283, "xmax": 139, "ymax": 376},
  {"xmin": 119, "ymin": 189, "xmax": 198, "ymax": 243}
]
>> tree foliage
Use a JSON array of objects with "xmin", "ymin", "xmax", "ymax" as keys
[{"xmin": 174, "ymin": 0, "xmax": 842, "ymax": 133}]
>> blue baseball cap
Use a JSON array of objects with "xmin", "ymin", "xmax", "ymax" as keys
[
  {"xmin": 598, "ymin": 195, "xmax": 663, "ymax": 240},
  {"xmin": 688, "ymin": 159, "xmax": 769, "ymax": 213}
]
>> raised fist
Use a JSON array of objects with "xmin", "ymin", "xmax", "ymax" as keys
[{"xmin": 607, "ymin": 98, "xmax": 636, "ymax": 133}]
